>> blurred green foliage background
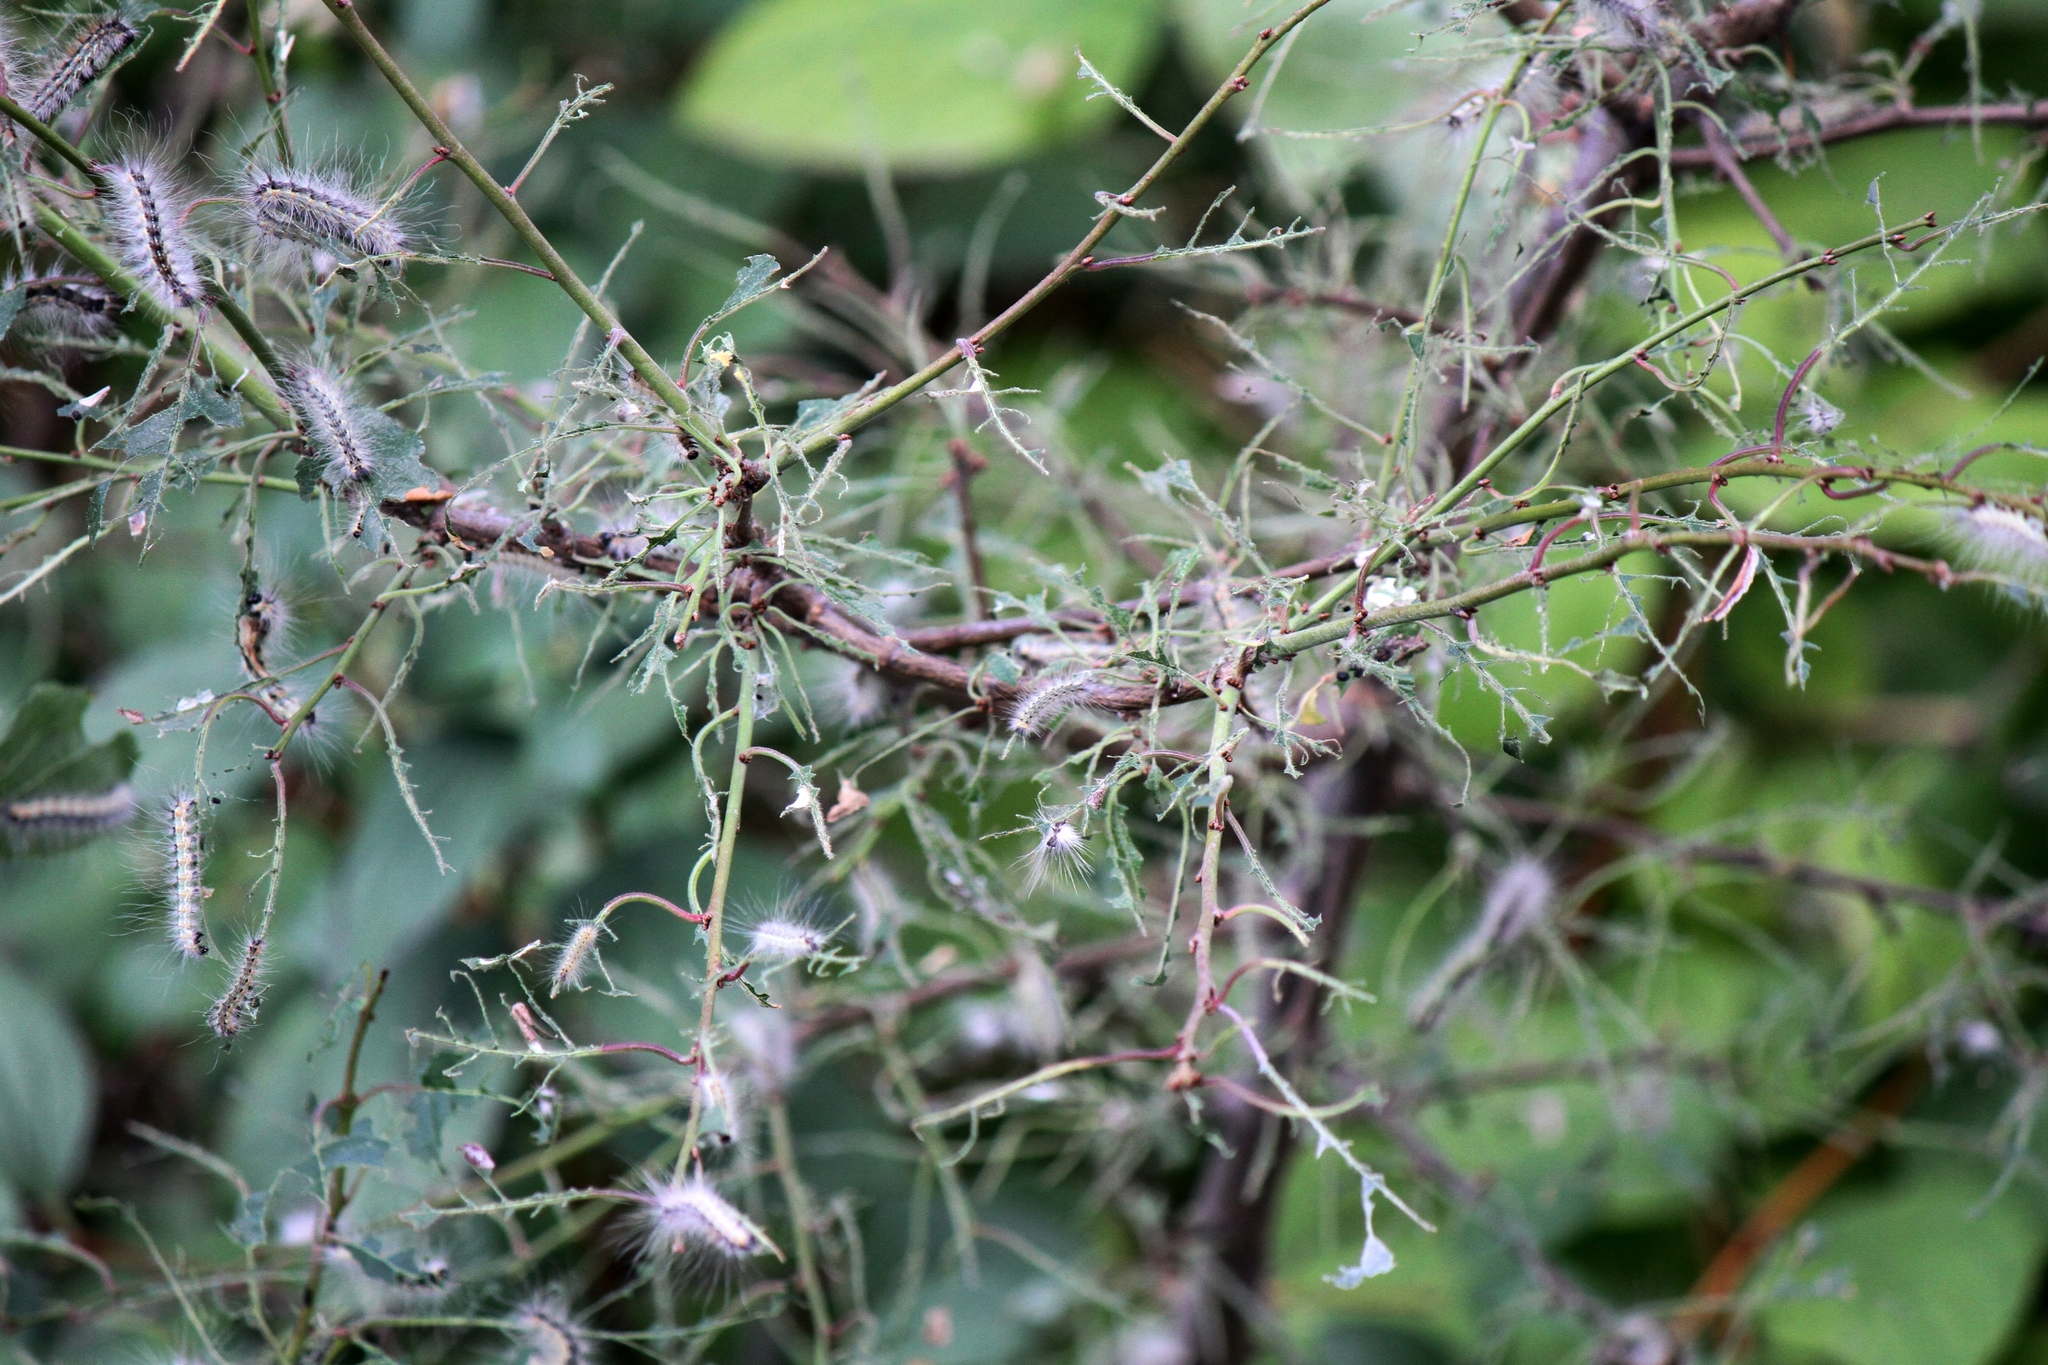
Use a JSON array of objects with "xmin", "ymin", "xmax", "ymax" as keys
[{"xmin": 4, "ymin": 1, "xmax": 2048, "ymax": 1362}]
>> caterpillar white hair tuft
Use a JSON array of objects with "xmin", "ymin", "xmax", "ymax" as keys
[
  {"xmin": 1948, "ymin": 504, "xmax": 2048, "ymax": 592},
  {"xmin": 238, "ymin": 161, "xmax": 410, "ymax": 268},
  {"xmin": 1, "ymin": 784, "xmax": 137, "ymax": 850},
  {"xmin": 1006, "ymin": 670, "xmax": 1096, "ymax": 739},
  {"xmin": 279, "ymin": 362, "xmax": 378, "ymax": 488},
  {"xmin": 625, "ymin": 1173, "xmax": 781, "ymax": 1280},
  {"xmin": 98, "ymin": 149, "xmax": 207, "ymax": 313},
  {"xmin": 164, "ymin": 791, "xmax": 209, "ymax": 961},
  {"xmin": 20, "ymin": 14, "xmax": 139, "ymax": 127},
  {"xmin": 206, "ymin": 934, "xmax": 266, "ymax": 1042}
]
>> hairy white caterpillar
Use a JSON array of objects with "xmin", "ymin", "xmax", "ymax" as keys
[
  {"xmin": 100, "ymin": 153, "xmax": 205, "ymax": 312},
  {"xmin": 628, "ymin": 1174, "xmax": 779, "ymax": 1274},
  {"xmin": 1949, "ymin": 505, "xmax": 2048, "ymax": 589},
  {"xmin": 20, "ymin": 16, "xmax": 138, "ymax": 126},
  {"xmin": 1, "ymin": 783, "xmax": 136, "ymax": 848},
  {"xmin": 744, "ymin": 916, "xmax": 829, "ymax": 963},
  {"xmin": 234, "ymin": 587, "xmax": 313, "ymax": 725},
  {"xmin": 164, "ymin": 791, "xmax": 208, "ymax": 960},
  {"xmin": 1006, "ymin": 670, "xmax": 1095, "ymax": 738},
  {"xmin": 206, "ymin": 934, "xmax": 266, "ymax": 1041},
  {"xmin": 7, "ymin": 274, "xmax": 122, "ymax": 342},
  {"xmin": 1018, "ymin": 813, "xmax": 1090, "ymax": 892},
  {"xmin": 548, "ymin": 918, "xmax": 607, "ymax": 996},
  {"xmin": 279, "ymin": 363, "xmax": 376, "ymax": 484},
  {"xmin": 239, "ymin": 163, "xmax": 408, "ymax": 265},
  {"xmin": 236, "ymin": 587, "xmax": 289, "ymax": 680},
  {"xmin": 510, "ymin": 1293, "xmax": 590, "ymax": 1365}
]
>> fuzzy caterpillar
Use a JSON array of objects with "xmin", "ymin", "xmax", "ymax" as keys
[
  {"xmin": 0, "ymin": 784, "xmax": 136, "ymax": 848},
  {"xmin": 16, "ymin": 276, "xmax": 122, "ymax": 339},
  {"xmin": 164, "ymin": 792, "xmax": 208, "ymax": 960},
  {"xmin": 20, "ymin": 16, "xmax": 138, "ymax": 126},
  {"xmin": 1006, "ymin": 671, "xmax": 1095, "ymax": 738},
  {"xmin": 629, "ymin": 1175, "xmax": 780, "ymax": 1276},
  {"xmin": 279, "ymin": 363, "xmax": 376, "ymax": 485},
  {"xmin": 241, "ymin": 165, "xmax": 407, "ymax": 264},
  {"xmin": 100, "ymin": 154, "xmax": 205, "ymax": 312},
  {"xmin": 548, "ymin": 919, "xmax": 605, "ymax": 997},
  {"xmin": 207, "ymin": 934, "xmax": 265, "ymax": 1041}
]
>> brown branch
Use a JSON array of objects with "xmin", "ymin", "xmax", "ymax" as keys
[
  {"xmin": 1698, "ymin": 112, "xmax": 1802, "ymax": 265},
  {"xmin": 946, "ymin": 438, "xmax": 989, "ymax": 621},
  {"xmin": 1670, "ymin": 101, "xmax": 2048, "ymax": 171},
  {"xmin": 1669, "ymin": 1055, "xmax": 1929, "ymax": 1345},
  {"xmin": 1242, "ymin": 284, "xmax": 1425, "ymax": 330}
]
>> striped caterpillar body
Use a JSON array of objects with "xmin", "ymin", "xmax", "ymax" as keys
[
  {"xmin": 1950, "ymin": 506, "xmax": 2048, "ymax": 591},
  {"xmin": 236, "ymin": 588, "xmax": 289, "ymax": 681},
  {"xmin": 745, "ymin": 916, "xmax": 829, "ymax": 963},
  {"xmin": 279, "ymin": 364, "xmax": 376, "ymax": 485},
  {"xmin": 164, "ymin": 792, "xmax": 208, "ymax": 960},
  {"xmin": 1, "ymin": 783, "xmax": 136, "ymax": 847},
  {"xmin": 20, "ymin": 16, "xmax": 138, "ymax": 126},
  {"xmin": 630, "ymin": 1175, "xmax": 780, "ymax": 1276},
  {"xmin": 241, "ymin": 165, "xmax": 407, "ymax": 264},
  {"xmin": 511, "ymin": 1296, "xmax": 589, "ymax": 1365},
  {"xmin": 18, "ymin": 276, "xmax": 123, "ymax": 339},
  {"xmin": 206, "ymin": 934, "xmax": 265, "ymax": 1041},
  {"xmin": 548, "ymin": 919, "xmax": 606, "ymax": 996},
  {"xmin": 100, "ymin": 154, "xmax": 205, "ymax": 312},
  {"xmin": 1006, "ymin": 670, "xmax": 1095, "ymax": 738}
]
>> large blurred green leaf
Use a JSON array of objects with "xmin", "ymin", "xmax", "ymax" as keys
[
  {"xmin": 0, "ymin": 684, "xmax": 139, "ymax": 860},
  {"xmin": 1758, "ymin": 1167, "xmax": 2048, "ymax": 1365},
  {"xmin": 0, "ymin": 961, "xmax": 95, "ymax": 1198},
  {"xmin": 679, "ymin": 0, "xmax": 1164, "ymax": 172}
]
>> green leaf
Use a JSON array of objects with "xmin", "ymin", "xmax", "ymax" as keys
[
  {"xmin": 717, "ymin": 253, "xmax": 782, "ymax": 317},
  {"xmin": 0, "ymin": 961, "xmax": 95, "ymax": 1197},
  {"xmin": 1758, "ymin": 1167, "xmax": 2048, "ymax": 1365},
  {"xmin": 316, "ymin": 1133, "xmax": 390, "ymax": 1172},
  {"xmin": 84, "ymin": 480, "xmax": 110, "ymax": 544},
  {"xmin": 405, "ymin": 1087, "xmax": 457, "ymax": 1163},
  {"xmin": 227, "ymin": 1189, "xmax": 270, "ymax": 1247},
  {"xmin": 184, "ymin": 377, "xmax": 244, "ymax": 429},
  {"xmin": 679, "ymin": 0, "xmax": 1164, "ymax": 172},
  {"xmin": 339, "ymin": 1235, "xmax": 442, "ymax": 1287},
  {"xmin": 0, "ymin": 283, "xmax": 28, "ymax": 342}
]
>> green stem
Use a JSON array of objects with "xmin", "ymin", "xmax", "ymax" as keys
[
  {"xmin": 322, "ymin": 0, "xmax": 1330, "ymax": 469},
  {"xmin": 247, "ymin": 0, "xmax": 294, "ymax": 164},
  {"xmin": 1422, "ymin": 222, "xmax": 1930, "ymax": 533},
  {"xmin": 1390, "ymin": 6, "xmax": 1563, "ymax": 456},
  {"xmin": 317, "ymin": 0, "xmax": 717, "ymax": 450},
  {"xmin": 774, "ymin": 0, "xmax": 1335, "ymax": 467},
  {"xmin": 282, "ymin": 969, "xmax": 390, "ymax": 1365},
  {"xmin": 272, "ymin": 565, "xmax": 416, "ymax": 756},
  {"xmin": 27, "ymin": 206, "xmax": 292, "ymax": 429},
  {"xmin": 676, "ymin": 653, "xmax": 757, "ymax": 1168},
  {"xmin": 767, "ymin": 1096, "xmax": 833, "ymax": 1365},
  {"xmin": 0, "ymin": 443, "xmax": 296, "ymax": 494},
  {"xmin": 0, "ymin": 95, "xmax": 94, "ymax": 178},
  {"xmin": 1269, "ymin": 525, "xmax": 1951, "ymax": 658},
  {"xmin": 0, "ymin": 94, "xmax": 295, "ymax": 429}
]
